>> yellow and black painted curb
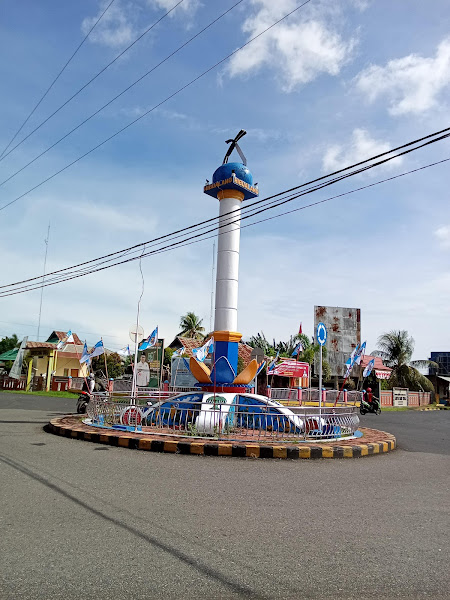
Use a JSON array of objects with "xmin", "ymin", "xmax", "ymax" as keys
[{"xmin": 45, "ymin": 418, "xmax": 396, "ymax": 459}]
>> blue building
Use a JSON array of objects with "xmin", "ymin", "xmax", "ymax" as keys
[
  {"xmin": 429, "ymin": 351, "xmax": 450, "ymax": 375},
  {"xmin": 428, "ymin": 351, "xmax": 450, "ymax": 402}
]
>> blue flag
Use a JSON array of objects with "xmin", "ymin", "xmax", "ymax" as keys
[
  {"xmin": 268, "ymin": 351, "xmax": 280, "ymax": 372},
  {"xmin": 192, "ymin": 337, "xmax": 214, "ymax": 363},
  {"xmin": 79, "ymin": 342, "xmax": 91, "ymax": 365},
  {"xmin": 291, "ymin": 341, "xmax": 303, "ymax": 357},
  {"xmin": 139, "ymin": 327, "xmax": 158, "ymax": 350},
  {"xmin": 90, "ymin": 340, "xmax": 104, "ymax": 359},
  {"xmin": 363, "ymin": 358, "xmax": 375, "ymax": 378}
]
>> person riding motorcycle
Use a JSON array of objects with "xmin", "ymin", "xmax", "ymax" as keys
[{"xmin": 360, "ymin": 387, "xmax": 381, "ymax": 415}]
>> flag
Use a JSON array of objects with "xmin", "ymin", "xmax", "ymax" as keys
[
  {"xmin": 192, "ymin": 337, "xmax": 214, "ymax": 362},
  {"xmin": 298, "ymin": 323, "xmax": 302, "ymax": 335},
  {"xmin": 291, "ymin": 341, "xmax": 303, "ymax": 357},
  {"xmin": 268, "ymin": 350, "xmax": 280, "ymax": 372},
  {"xmin": 89, "ymin": 340, "xmax": 104, "ymax": 359},
  {"xmin": 9, "ymin": 337, "xmax": 28, "ymax": 379},
  {"xmin": 118, "ymin": 345, "xmax": 131, "ymax": 356},
  {"xmin": 80, "ymin": 342, "xmax": 91, "ymax": 365},
  {"xmin": 344, "ymin": 344, "xmax": 360, "ymax": 376},
  {"xmin": 139, "ymin": 327, "xmax": 158, "ymax": 350},
  {"xmin": 363, "ymin": 358, "xmax": 375, "ymax": 378},
  {"xmin": 57, "ymin": 330, "xmax": 73, "ymax": 350},
  {"xmin": 354, "ymin": 341, "xmax": 366, "ymax": 366},
  {"xmin": 172, "ymin": 347, "xmax": 186, "ymax": 358}
]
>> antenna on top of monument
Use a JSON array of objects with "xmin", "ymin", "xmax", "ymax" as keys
[{"xmin": 223, "ymin": 129, "xmax": 247, "ymax": 166}]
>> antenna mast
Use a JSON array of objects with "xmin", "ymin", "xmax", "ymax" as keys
[{"xmin": 37, "ymin": 223, "xmax": 50, "ymax": 341}]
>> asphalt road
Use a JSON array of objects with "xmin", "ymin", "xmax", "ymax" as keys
[{"xmin": 0, "ymin": 392, "xmax": 449, "ymax": 600}]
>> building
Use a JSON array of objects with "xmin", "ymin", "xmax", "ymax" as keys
[
  {"xmin": 359, "ymin": 355, "xmax": 392, "ymax": 382},
  {"xmin": 28, "ymin": 331, "xmax": 88, "ymax": 379},
  {"xmin": 0, "ymin": 331, "xmax": 108, "ymax": 391},
  {"xmin": 428, "ymin": 351, "xmax": 450, "ymax": 402}
]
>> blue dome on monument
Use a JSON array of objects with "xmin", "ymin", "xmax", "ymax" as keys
[
  {"xmin": 204, "ymin": 161, "xmax": 258, "ymax": 201},
  {"xmin": 212, "ymin": 162, "xmax": 253, "ymax": 186}
]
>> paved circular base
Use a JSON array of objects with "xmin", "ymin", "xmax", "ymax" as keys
[{"xmin": 45, "ymin": 416, "xmax": 396, "ymax": 459}]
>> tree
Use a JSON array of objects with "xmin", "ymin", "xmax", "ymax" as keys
[
  {"xmin": 247, "ymin": 332, "xmax": 276, "ymax": 356},
  {"xmin": 91, "ymin": 352, "xmax": 124, "ymax": 379},
  {"xmin": 0, "ymin": 334, "xmax": 19, "ymax": 354},
  {"xmin": 294, "ymin": 334, "xmax": 330, "ymax": 382},
  {"xmin": 164, "ymin": 347, "xmax": 174, "ymax": 366},
  {"xmin": 372, "ymin": 330, "xmax": 436, "ymax": 392},
  {"xmin": 178, "ymin": 312, "xmax": 205, "ymax": 339}
]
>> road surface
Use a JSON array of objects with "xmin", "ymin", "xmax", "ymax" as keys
[{"xmin": 0, "ymin": 392, "xmax": 448, "ymax": 599}]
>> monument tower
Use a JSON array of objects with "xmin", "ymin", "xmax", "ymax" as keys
[{"xmin": 189, "ymin": 130, "xmax": 261, "ymax": 388}]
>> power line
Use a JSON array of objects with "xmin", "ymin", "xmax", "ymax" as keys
[
  {"xmin": 0, "ymin": 0, "xmax": 186, "ymax": 164},
  {"xmin": 0, "ymin": 0, "xmax": 245, "ymax": 190},
  {"xmin": 0, "ymin": 0, "xmax": 117, "ymax": 160},
  {"xmin": 0, "ymin": 0, "xmax": 312, "ymax": 213},
  {"xmin": 1, "ymin": 125, "xmax": 448, "ymax": 290},
  {"xmin": 1, "ymin": 149, "xmax": 448, "ymax": 297}
]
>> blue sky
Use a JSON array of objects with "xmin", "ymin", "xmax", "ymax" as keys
[{"xmin": 0, "ymin": 0, "xmax": 449, "ymax": 359}]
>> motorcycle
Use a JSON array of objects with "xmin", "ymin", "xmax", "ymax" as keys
[
  {"xmin": 359, "ymin": 388, "xmax": 381, "ymax": 415},
  {"xmin": 76, "ymin": 390, "xmax": 91, "ymax": 414}
]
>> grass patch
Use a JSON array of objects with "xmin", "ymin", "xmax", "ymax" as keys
[{"xmin": 0, "ymin": 389, "xmax": 77, "ymax": 399}]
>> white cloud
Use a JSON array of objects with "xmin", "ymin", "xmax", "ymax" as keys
[
  {"xmin": 82, "ymin": 0, "xmax": 199, "ymax": 49},
  {"xmin": 226, "ymin": 0, "xmax": 356, "ymax": 91},
  {"xmin": 355, "ymin": 37, "xmax": 450, "ymax": 115},
  {"xmin": 322, "ymin": 128, "xmax": 403, "ymax": 173},
  {"xmin": 82, "ymin": 1, "xmax": 137, "ymax": 48},
  {"xmin": 148, "ymin": 0, "xmax": 199, "ymax": 15},
  {"xmin": 434, "ymin": 225, "xmax": 450, "ymax": 249}
]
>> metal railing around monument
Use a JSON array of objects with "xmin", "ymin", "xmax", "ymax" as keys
[
  {"xmin": 85, "ymin": 396, "xmax": 360, "ymax": 442},
  {"xmin": 270, "ymin": 388, "xmax": 363, "ymax": 405}
]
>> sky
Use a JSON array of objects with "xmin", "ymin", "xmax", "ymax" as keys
[{"xmin": 0, "ymin": 0, "xmax": 449, "ymax": 359}]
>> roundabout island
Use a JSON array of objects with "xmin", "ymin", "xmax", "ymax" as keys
[{"xmin": 46, "ymin": 131, "xmax": 396, "ymax": 459}]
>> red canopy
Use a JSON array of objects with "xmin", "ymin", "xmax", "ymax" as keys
[{"xmin": 271, "ymin": 360, "xmax": 309, "ymax": 378}]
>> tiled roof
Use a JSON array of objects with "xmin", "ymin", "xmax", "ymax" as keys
[
  {"xmin": 48, "ymin": 331, "xmax": 83, "ymax": 345},
  {"xmin": 26, "ymin": 341, "xmax": 57, "ymax": 349},
  {"xmin": 238, "ymin": 343, "xmax": 253, "ymax": 367},
  {"xmin": 360, "ymin": 355, "xmax": 391, "ymax": 372}
]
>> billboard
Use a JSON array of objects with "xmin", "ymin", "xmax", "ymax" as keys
[
  {"xmin": 141, "ymin": 339, "xmax": 164, "ymax": 388},
  {"xmin": 314, "ymin": 306, "xmax": 361, "ymax": 377}
]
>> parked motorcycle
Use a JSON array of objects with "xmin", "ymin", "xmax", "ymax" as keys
[
  {"xmin": 76, "ymin": 390, "xmax": 91, "ymax": 414},
  {"xmin": 359, "ymin": 388, "xmax": 381, "ymax": 415}
]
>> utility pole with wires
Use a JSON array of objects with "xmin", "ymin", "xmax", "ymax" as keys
[{"xmin": 37, "ymin": 223, "xmax": 50, "ymax": 341}]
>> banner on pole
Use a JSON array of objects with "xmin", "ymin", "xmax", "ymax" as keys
[{"xmin": 9, "ymin": 337, "xmax": 28, "ymax": 379}]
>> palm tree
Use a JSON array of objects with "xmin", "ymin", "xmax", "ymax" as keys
[
  {"xmin": 178, "ymin": 312, "xmax": 205, "ymax": 340},
  {"xmin": 372, "ymin": 330, "xmax": 436, "ymax": 392},
  {"xmin": 247, "ymin": 332, "xmax": 276, "ymax": 355}
]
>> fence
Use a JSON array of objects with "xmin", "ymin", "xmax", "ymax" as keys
[
  {"xmin": 0, "ymin": 376, "xmax": 27, "ymax": 390},
  {"xmin": 380, "ymin": 390, "xmax": 431, "ymax": 407},
  {"xmin": 86, "ymin": 396, "xmax": 360, "ymax": 442},
  {"xmin": 270, "ymin": 387, "xmax": 363, "ymax": 405}
]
